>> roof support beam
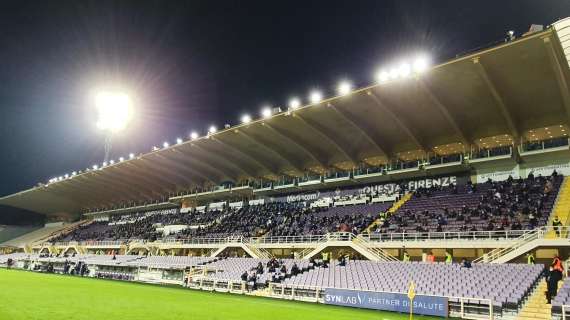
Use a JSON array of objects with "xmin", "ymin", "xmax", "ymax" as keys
[
  {"xmin": 106, "ymin": 168, "xmax": 165, "ymax": 199},
  {"xmin": 473, "ymin": 57, "xmax": 519, "ymax": 138},
  {"xmin": 91, "ymin": 171, "xmax": 155, "ymax": 201},
  {"xmin": 262, "ymin": 123, "xmax": 328, "ymax": 170},
  {"xmin": 367, "ymin": 91, "xmax": 427, "ymax": 151},
  {"xmin": 417, "ymin": 79, "xmax": 471, "ymax": 146},
  {"xmin": 53, "ymin": 178, "xmax": 116, "ymax": 207},
  {"xmin": 152, "ymin": 152, "xmax": 214, "ymax": 186},
  {"xmin": 40, "ymin": 186, "xmax": 98, "ymax": 210},
  {"xmin": 122, "ymin": 162, "xmax": 178, "ymax": 193},
  {"xmin": 68, "ymin": 176, "xmax": 123, "ymax": 206},
  {"xmin": 327, "ymin": 102, "xmax": 390, "ymax": 158},
  {"xmin": 171, "ymin": 148, "xmax": 230, "ymax": 183},
  {"xmin": 292, "ymin": 113, "xmax": 358, "ymax": 165},
  {"xmin": 236, "ymin": 129, "xmax": 304, "ymax": 174},
  {"xmin": 135, "ymin": 158, "xmax": 189, "ymax": 191},
  {"xmin": 82, "ymin": 172, "xmax": 148, "ymax": 203},
  {"xmin": 189, "ymin": 143, "xmax": 248, "ymax": 180},
  {"xmin": 211, "ymin": 136, "xmax": 279, "ymax": 176},
  {"xmin": 543, "ymin": 35, "xmax": 570, "ymax": 125}
]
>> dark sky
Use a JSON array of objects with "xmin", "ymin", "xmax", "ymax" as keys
[{"xmin": 0, "ymin": 0, "xmax": 568, "ymax": 197}]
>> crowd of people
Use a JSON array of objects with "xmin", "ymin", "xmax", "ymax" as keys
[{"xmin": 375, "ymin": 172, "xmax": 561, "ymax": 234}]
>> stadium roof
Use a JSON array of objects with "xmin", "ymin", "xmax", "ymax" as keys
[{"xmin": 2, "ymin": 26, "xmax": 570, "ymax": 216}]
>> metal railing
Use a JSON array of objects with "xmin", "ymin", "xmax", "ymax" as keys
[
  {"xmin": 359, "ymin": 230, "xmax": 530, "ymax": 243},
  {"xmin": 473, "ymin": 226, "xmax": 570, "ymax": 263},
  {"xmin": 562, "ymin": 305, "xmax": 570, "ymax": 320}
]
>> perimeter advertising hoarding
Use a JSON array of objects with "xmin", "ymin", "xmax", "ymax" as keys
[{"xmin": 324, "ymin": 288, "xmax": 448, "ymax": 317}]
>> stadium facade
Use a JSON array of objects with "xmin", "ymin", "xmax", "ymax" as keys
[{"xmin": 2, "ymin": 17, "xmax": 570, "ymax": 320}]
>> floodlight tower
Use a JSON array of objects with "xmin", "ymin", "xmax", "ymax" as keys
[{"xmin": 94, "ymin": 90, "xmax": 132, "ymax": 163}]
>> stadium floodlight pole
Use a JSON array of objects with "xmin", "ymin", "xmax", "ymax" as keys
[
  {"xmin": 95, "ymin": 90, "xmax": 133, "ymax": 163},
  {"xmin": 104, "ymin": 133, "xmax": 113, "ymax": 164}
]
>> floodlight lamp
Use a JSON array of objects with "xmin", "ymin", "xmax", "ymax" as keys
[
  {"xmin": 94, "ymin": 90, "xmax": 132, "ymax": 133},
  {"xmin": 176, "ymin": 138, "xmax": 183, "ymax": 144},
  {"xmin": 241, "ymin": 114, "xmax": 252, "ymax": 124},
  {"xmin": 412, "ymin": 56, "xmax": 430, "ymax": 73},
  {"xmin": 109, "ymin": 160, "xmax": 115, "ymax": 164},
  {"xmin": 163, "ymin": 142, "xmax": 170, "ymax": 148},
  {"xmin": 389, "ymin": 68, "xmax": 400, "ymax": 79},
  {"xmin": 398, "ymin": 63, "xmax": 411, "ymax": 78},
  {"xmin": 376, "ymin": 70, "xmax": 389, "ymax": 83},
  {"xmin": 261, "ymin": 107, "xmax": 272, "ymax": 119},
  {"xmin": 119, "ymin": 157, "xmax": 124, "ymax": 162},
  {"xmin": 190, "ymin": 131, "xmax": 199, "ymax": 140},
  {"xmin": 208, "ymin": 126, "xmax": 217, "ymax": 134},
  {"xmin": 64, "ymin": 174, "xmax": 69, "ymax": 179},
  {"xmin": 102, "ymin": 161, "xmax": 108, "ymax": 167},
  {"xmin": 129, "ymin": 153, "xmax": 135, "ymax": 159},
  {"xmin": 71, "ymin": 171, "xmax": 77, "ymax": 176},
  {"xmin": 93, "ymin": 165, "xmax": 99, "ymax": 170},
  {"xmin": 289, "ymin": 98, "xmax": 301, "ymax": 110},
  {"xmin": 337, "ymin": 81, "xmax": 352, "ymax": 95},
  {"xmin": 309, "ymin": 90, "xmax": 322, "ymax": 104}
]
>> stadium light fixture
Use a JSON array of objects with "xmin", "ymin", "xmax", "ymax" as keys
[
  {"xmin": 64, "ymin": 174, "xmax": 69, "ymax": 179},
  {"xmin": 71, "ymin": 171, "xmax": 77, "ymax": 176},
  {"xmin": 152, "ymin": 146, "xmax": 159, "ymax": 151},
  {"xmin": 208, "ymin": 126, "xmax": 217, "ymax": 134},
  {"xmin": 176, "ymin": 138, "xmax": 183, "ymax": 144},
  {"xmin": 289, "ymin": 98, "xmax": 301, "ymax": 110},
  {"xmin": 58, "ymin": 176, "xmax": 63, "ymax": 181},
  {"xmin": 109, "ymin": 160, "xmax": 115, "ymax": 165},
  {"xmin": 241, "ymin": 114, "xmax": 252, "ymax": 124},
  {"xmin": 376, "ymin": 70, "xmax": 390, "ymax": 83},
  {"xmin": 102, "ymin": 161, "xmax": 108, "ymax": 167},
  {"xmin": 309, "ymin": 90, "xmax": 323, "ymax": 104},
  {"xmin": 119, "ymin": 157, "xmax": 124, "ymax": 162},
  {"xmin": 261, "ymin": 107, "xmax": 272, "ymax": 119},
  {"xmin": 129, "ymin": 153, "xmax": 135, "ymax": 159},
  {"xmin": 337, "ymin": 81, "xmax": 352, "ymax": 96},
  {"xmin": 190, "ymin": 131, "xmax": 199, "ymax": 140},
  {"xmin": 389, "ymin": 68, "xmax": 400, "ymax": 80},
  {"xmin": 92, "ymin": 165, "xmax": 98, "ymax": 170},
  {"xmin": 412, "ymin": 55, "xmax": 430, "ymax": 73},
  {"xmin": 163, "ymin": 141, "xmax": 170, "ymax": 148},
  {"xmin": 94, "ymin": 91, "xmax": 133, "ymax": 133},
  {"xmin": 398, "ymin": 63, "xmax": 411, "ymax": 78}
]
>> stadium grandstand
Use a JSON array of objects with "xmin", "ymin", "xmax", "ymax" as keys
[{"xmin": 3, "ymin": 13, "xmax": 570, "ymax": 320}]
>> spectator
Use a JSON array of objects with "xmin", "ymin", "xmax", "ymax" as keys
[
  {"xmin": 552, "ymin": 216, "xmax": 563, "ymax": 237},
  {"xmin": 403, "ymin": 251, "xmax": 410, "ymax": 262},
  {"xmin": 445, "ymin": 251, "xmax": 453, "ymax": 264},
  {"xmin": 526, "ymin": 252, "xmax": 535, "ymax": 265}
]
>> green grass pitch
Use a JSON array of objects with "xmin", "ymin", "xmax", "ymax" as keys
[{"xmin": 0, "ymin": 268, "xmax": 439, "ymax": 320}]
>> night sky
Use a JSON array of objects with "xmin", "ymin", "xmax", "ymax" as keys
[{"xmin": 0, "ymin": 0, "xmax": 568, "ymax": 197}]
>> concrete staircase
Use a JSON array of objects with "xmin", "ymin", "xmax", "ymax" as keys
[
  {"xmin": 546, "ymin": 177, "xmax": 570, "ymax": 239},
  {"xmin": 364, "ymin": 192, "xmax": 412, "ymax": 232},
  {"xmin": 517, "ymin": 280, "xmax": 561, "ymax": 319}
]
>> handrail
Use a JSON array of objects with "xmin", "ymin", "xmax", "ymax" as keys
[
  {"xmin": 359, "ymin": 230, "xmax": 530, "ymax": 243},
  {"xmin": 473, "ymin": 226, "xmax": 570, "ymax": 263},
  {"xmin": 40, "ymin": 227, "xmax": 569, "ymax": 251},
  {"xmin": 562, "ymin": 305, "xmax": 570, "ymax": 320}
]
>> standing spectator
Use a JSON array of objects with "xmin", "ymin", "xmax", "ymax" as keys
[
  {"xmin": 427, "ymin": 251, "xmax": 435, "ymax": 263},
  {"xmin": 445, "ymin": 251, "xmax": 453, "ymax": 264},
  {"xmin": 527, "ymin": 252, "xmax": 535, "ymax": 265},
  {"xmin": 552, "ymin": 216, "xmax": 563, "ymax": 237},
  {"xmin": 403, "ymin": 251, "xmax": 410, "ymax": 262}
]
